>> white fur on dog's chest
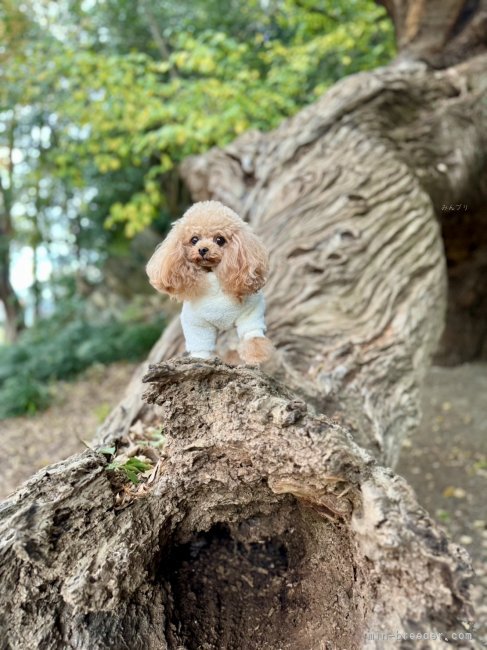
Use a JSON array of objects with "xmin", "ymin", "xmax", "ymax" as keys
[
  {"xmin": 180, "ymin": 273, "xmax": 266, "ymax": 357},
  {"xmin": 182, "ymin": 273, "xmax": 262, "ymax": 330},
  {"xmin": 190, "ymin": 273, "xmax": 243, "ymax": 328}
]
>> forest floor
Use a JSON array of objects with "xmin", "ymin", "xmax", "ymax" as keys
[
  {"xmin": 0, "ymin": 362, "xmax": 137, "ymax": 498},
  {"xmin": 396, "ymin": 363, "xmax": 487, "ymax": 643},
  {"xmin": 0, "ymin": 361, "xmax": 485, "ymax": 639}
]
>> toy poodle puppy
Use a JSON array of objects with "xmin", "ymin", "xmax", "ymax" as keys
[{"xmin": 146, "ymin": 200, "xmax": 273, "ymax": 364}]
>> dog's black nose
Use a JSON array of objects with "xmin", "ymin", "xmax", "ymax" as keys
[{"xmin": 199, "ymin": 247, "xmax": 209, "ymax": 257}]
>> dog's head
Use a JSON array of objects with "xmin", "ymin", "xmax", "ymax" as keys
[{"xmin": 146, "ymin": 201, "xmax": 269, "ymax": 301}]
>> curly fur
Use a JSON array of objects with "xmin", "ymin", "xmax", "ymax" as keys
[
  {"xmin": 146, "ymin": 201, "xmax": 269, "ymax": 302},
  {"xmin": 238, "ymin": 336, "xmax": 274, "ymax": 364},
  {"xmin": 147, "ymin": 200, "xmax": 273, "ymax": 364}
]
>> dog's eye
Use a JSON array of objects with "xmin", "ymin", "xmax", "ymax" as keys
[
  {"xmin": 190, "ymin": 236, "xmax": 199, "ymax": 245},
  {"xmin": 215, "ymin": 236, "xmax": 226, "ymax": 246}
]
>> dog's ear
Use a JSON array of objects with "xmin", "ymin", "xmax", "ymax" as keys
[
  {"xmin": 146, "ymin": 227, "xmax": 200, "ymax": 301},
  {"xmin": 218, "ymin": 227, "xmax": 269, "ymax": 299}
]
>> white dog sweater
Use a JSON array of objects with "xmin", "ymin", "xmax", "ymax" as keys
[{"xmin": 180, "ymin": 272, "xmax": 266, "ymax": 358}]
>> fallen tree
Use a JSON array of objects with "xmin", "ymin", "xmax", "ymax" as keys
[
  {"xmin": 0, "ymin": 358, "xmax": 475, "ymax": 649},
  {"xmin": 1, "ymin": 0, "xmax": 486, "ymax": 648}
]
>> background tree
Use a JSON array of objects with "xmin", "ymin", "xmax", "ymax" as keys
[{"xmin": 0, "ymin": 0, "xmax": 30, "ymax": 341}]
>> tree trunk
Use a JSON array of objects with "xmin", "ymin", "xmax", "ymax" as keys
[
  {"xmin": 0, "ymin": 358, "xmax": 476, "ymax": 649},
  {"xmin": 378, "ymin": 0, "xmax": 487, "ymax": 67},
  {"xmin": 0, "ymin": 121, "xmax": 25, "ymax": 342},
  {"xmin": 98, "ymin": 52, "xmax": 487, "ymax": 467},
  {"xmin": 0, "ymin": 252, "xmax": 24, "ymax": 343},
  {"xmin": 1, "ymin": 2, "xmax": 486, "ymax": 648}
]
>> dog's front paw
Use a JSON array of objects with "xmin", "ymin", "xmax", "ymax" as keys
[
  {"xmin": 238, "ymin": 336, "xmax": 274, "ymax": 364},
  {"xmin": 186, "ymin": 350, "xmax": 215, "ymax": 360}
]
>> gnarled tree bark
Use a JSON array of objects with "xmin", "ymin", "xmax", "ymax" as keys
[
  {"xmin": 1, "ymin": 1, "xmax": 486, "ymax": 648},
  {"xmin": 0, "ymin": 359, "xmax": 476, "ymax": 649},
  {"xmin": 99, "ymin": 52, "xmax": 487, "ymax": 468}
]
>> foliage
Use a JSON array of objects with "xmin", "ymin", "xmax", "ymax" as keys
[
  {"xmin": 1, "ymin": 0, "xmax": 395, "ymax": 254},
  {"xmin": 53, "ymin": 1, "xmax": 395, "ymax": 236},
  {"xmin": 0, "ymin": 375, "xmax": 51, "ymax": 418},
  {"xmin": 106, "ymin": 456, "xmax": 153, "ymax": 484},
  {"xmin": 0, "ymin": 299, "xmax": 165, "ymax": 419},
  {"xmin": 100, "ymin": 428, "xmax": 165, "ymax": 491}
]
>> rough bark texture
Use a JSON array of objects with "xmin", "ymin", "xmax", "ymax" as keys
[
  {"xmin": 378, "ymin": 0, "xmax": 487, "ymax": 67},
  {"xmin": 0, "ymin": 360, "xmax": 475, "ymax": 649},
  {"xmin": 1, "ymin": 3, "xmax": 487, "ymax": 647}
]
